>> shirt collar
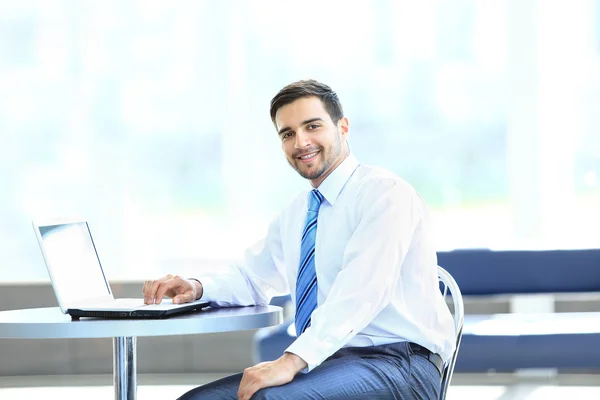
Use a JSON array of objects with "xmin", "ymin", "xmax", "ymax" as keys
[{"xmin": 314, "ymin": 153, "xmax": 360, "ymax": 206}]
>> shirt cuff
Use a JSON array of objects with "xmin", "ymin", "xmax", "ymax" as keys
[
  {"xmin": 284, "ymin": 329, "xmax": 341, "ymax": 372},
  {"xmin": 195, "ymin": 276, "xmax": 219, "ymax": 302}
]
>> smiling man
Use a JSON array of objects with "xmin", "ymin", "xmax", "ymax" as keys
[{"xmin": 144, "ymin": 80, "xmax": 456, "ymax": 399}]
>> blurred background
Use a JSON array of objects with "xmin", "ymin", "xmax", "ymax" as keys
[{"xmin": 0, "ymin": 0, "xmax": 599, "ymax": 399}]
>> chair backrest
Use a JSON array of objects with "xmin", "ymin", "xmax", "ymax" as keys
[{"xmin": 437, "ymin": 265, "xmax": 464, "ymax": 400}]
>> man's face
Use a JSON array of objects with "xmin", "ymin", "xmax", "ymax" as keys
[{"xmin": 275, "ymin": 96, "xmax": 349, "ymax": 187}]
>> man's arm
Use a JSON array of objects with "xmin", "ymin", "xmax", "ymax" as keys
[
  {"xmin": 143, "ymin": 215, "xmax": 289, "ymax": 306},
  {"xmin": 286, "ymin": 181, "xmax": 422, "ymax": 370}
]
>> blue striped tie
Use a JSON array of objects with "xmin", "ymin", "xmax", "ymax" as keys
[{"xmin": 295, "ymin": 189, "xmax": 324, "ymax": 335}]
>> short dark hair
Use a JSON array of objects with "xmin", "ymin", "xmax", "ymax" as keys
[{"xmin": 269, "ymin": 79, "xmax": 344, "ymax": 125}]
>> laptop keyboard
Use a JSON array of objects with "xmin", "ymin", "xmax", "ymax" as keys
[
  {"xmin": 89, "ymin": 298, "xmax": 153, "ymax": 309},
  {"xmin": 82, "ymin": 298, "xmax": 185, "ymax": 310},
  {"xmin": 112, "ymin": 298, "xmax": 147, "ymax": 308},
  {"xmin": 113, "ymin": 298, "xmax": 180, "ymax": 309}
]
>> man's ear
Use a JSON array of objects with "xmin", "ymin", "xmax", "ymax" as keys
[{"xmin": 338, "ymin": 117, "xmax": 349, "ymax": 138}]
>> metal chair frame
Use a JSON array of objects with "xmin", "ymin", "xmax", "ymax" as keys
[{"xmin": 437, "ymin": 265, "xmax": 464, "ymax": 400}]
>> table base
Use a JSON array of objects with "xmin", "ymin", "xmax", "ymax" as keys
[{"xmin": 113, "ymin": 336, "xmax": 137, "ymax": 400}]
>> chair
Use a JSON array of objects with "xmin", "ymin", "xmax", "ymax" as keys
[
  {"xmin": 437, "ymin": 265, "xmax": 464, "ymax": 400},
  {"xmin": 253, "ymin": 266, "xmax": 464, "ymax": 399}
]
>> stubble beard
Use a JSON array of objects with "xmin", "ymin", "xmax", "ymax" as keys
[{"xmin": 292, "ymin": 134, "xmax": 343, "ymax": 181}]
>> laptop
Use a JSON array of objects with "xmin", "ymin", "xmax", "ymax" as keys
[{"xmin": 32, "ymin": 217, "xmax": 210, "ymax": 319}]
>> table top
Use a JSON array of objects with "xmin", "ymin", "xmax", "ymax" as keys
[{"xmin": 0, "ymin": 305, "xmax": 283, "ymax": 339}]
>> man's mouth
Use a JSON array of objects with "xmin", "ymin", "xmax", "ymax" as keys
[{"xmin": 297, "ymin": 151, "xmax": 320, "ymax": 161}]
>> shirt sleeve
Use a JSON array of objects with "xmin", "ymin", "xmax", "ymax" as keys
[
  {"xmin": 285, "ymin": 181, "xmax": 422, "ymax": 371},
  {"xmin": 196, "ymin": 214, "xmax": 289, "ymax": 307}
]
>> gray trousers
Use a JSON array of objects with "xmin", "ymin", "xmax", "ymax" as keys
[{"xmin": 177, "ymin": 341, "xmax": 441, "ymax": 399}]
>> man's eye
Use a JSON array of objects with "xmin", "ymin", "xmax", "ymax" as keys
[
  {"xmin": 282, "ymin": 132, "xmax": 294, "ymax": 139},
  {"xmin": 308, "ymin": 124, "xmax": 320, "ymax": 130}
]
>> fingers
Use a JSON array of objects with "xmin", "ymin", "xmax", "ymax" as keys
[
  {"xmin": 238, "ymin": 368, "xmax": 262, "ymax": 400},
  {"xmin": 154, "ymin": 275, "xmax": 191, "ymax": 304},
  {"xmin": 143, "ymin": 274, "xmax": 175, "ymax": 304},
  {"xmin": 142, "ymin": 279, "xmax": 159, "ymax": 303},
  {"xmin": 237, "ymin": 359, "xmax": 297, "ymax": 399},
  {"xmin": 172, "ymin": 290, "xmax": 195, "ymax": 304}
]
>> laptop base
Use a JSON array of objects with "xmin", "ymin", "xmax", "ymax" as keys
[{"xmin": 68, "ymin": 302, "xmax": 210, "ymax": 319}]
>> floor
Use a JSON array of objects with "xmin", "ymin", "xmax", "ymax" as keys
[{"xmin": 1, "ymin": 373, "xmax": 600, "ymax": 399}]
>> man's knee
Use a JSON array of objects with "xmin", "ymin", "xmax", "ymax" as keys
[{"xmin": 177, "ymin": 372, "xmax": 242, "ymax": 400}]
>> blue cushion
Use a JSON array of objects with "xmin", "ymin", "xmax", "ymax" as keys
[
  {"xmin": 456, "ymin": 313, "xmax": 600, "ymax": 371},
  {"xmin": 437, "ymin": 249, "xmax": 600, "ymax": 295}
]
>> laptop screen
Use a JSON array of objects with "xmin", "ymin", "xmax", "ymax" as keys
[{"xmin": 37, "ymin": 222, "xmax": 112, "ymax": 308}]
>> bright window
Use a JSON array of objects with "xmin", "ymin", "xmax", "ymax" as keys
[{"xmin": 1, "ymin": 1, "xmax": 599, "ymax": 282}]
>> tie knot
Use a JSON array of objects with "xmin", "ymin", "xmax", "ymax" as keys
[{"xmin": 308, "ymin": 190, "xmax": 324, "ymax": 212}]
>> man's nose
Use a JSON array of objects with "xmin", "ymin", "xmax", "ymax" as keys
[{"xmin": 294, "ymin": 130, "xmax": 311, "ymax": 148}]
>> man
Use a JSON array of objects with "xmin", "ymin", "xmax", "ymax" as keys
[{"xmin": 143, "ymin": 80, "xmax": 455, "ymax": 399}]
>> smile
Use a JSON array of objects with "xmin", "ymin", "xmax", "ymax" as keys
[{"xmin": 297, "ymin": 151, "xmax": 319, "ymax": 161}]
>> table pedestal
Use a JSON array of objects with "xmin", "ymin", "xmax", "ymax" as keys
[{"xmin": 113, "ymin": 336, "xmax": 137, "ymax": 400}]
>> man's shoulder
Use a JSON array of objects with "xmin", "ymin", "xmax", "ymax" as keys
[
  {"xmin": 350, "ymin": 164, "xmax": 427, "ymax": 216},
  {"xmin": 352, "ymin": 164, "xmax": 416, "ymax": 196}
]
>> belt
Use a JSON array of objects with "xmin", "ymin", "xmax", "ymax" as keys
[{"xmin": 409, "ymin": 343, "xmax": 443, "ymax": 376}]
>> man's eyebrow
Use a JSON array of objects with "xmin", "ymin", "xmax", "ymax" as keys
[
  {"xmin": 277, "ymin": 118, "xmax": 324, "ymax": 136},
  {"xmin": 302, "ymin": 117, "xmax": 323, "ymax": 126},
  {"xmin": 278, "ymin": 126, "xmax": 292, "ymax": 136}
]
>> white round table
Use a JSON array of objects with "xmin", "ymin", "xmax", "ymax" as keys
[{"xmin": 0, "ymin": 305, "xmax": 283, "ymax": 400}]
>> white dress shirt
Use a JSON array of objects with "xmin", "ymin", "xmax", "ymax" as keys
[{"xmin": 199, "ymin": 154, "xmax": 456, "ymax": 371}]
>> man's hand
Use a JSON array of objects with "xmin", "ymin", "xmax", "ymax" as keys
[
  {"xmin": 142, "ymin": 274, "xmax": 202, "ymax": 304},
  {"xmin": 237, "ymin": 352, "xmax": 307, "ymax": 400}
]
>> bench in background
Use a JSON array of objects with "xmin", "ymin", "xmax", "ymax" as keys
[{"xmin": 438, "ymin": 249, "xmax": 600, "ymax": 372}]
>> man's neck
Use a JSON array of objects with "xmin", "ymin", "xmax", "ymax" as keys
[{"xmin": 310, "ymin": 148, "xmax": 350, "ymax": 188}]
